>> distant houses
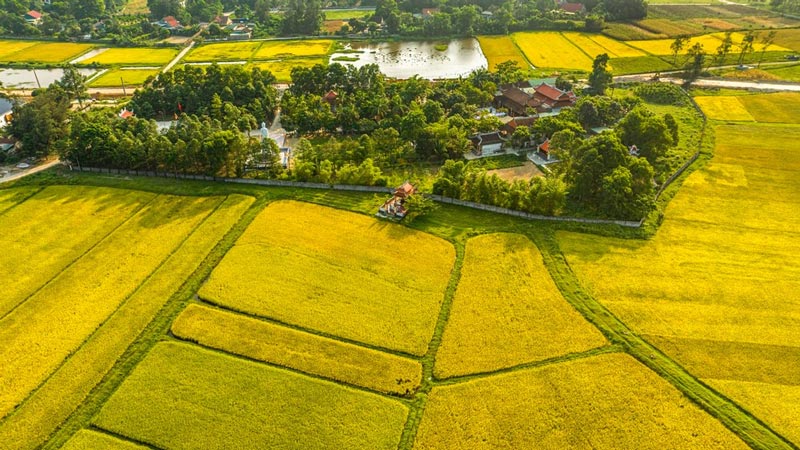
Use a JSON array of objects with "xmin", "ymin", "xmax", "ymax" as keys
[
  {"xmin": 494, "ymin": 81, "xmax": 577, "ymax": 117},
  {"xmin": 24, "ymin": 10, "xmax": 42, "ymax": 25},
  {"xmin": 469, "ymin": 131, "xmax": 505, "ymax": 157},
  {"xmin": 156, "ymin": 15, "xmax": 182, "ymax": 31}
]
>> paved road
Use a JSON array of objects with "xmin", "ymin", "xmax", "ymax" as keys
[
  {"xmin": 0, "ymin": 159, "xmax": 61, "ymax": 184},
  {"xmin": 163, "ymin": 41, "xmax": 195, "ymax": 73}
]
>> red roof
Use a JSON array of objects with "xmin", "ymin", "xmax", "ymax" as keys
[
  {"xmin": 534, "ymin": 83, "xmax": 567, "ymax": 101},
  {"xmin": 26, "ymin": 10, "xmax": 42, "ymax": 19},
  {"xmin": 395, "ymin": 182, "xmax": 416, "ymax": 197},
  {"xmin": 119, "ymin": 109, "xmax": 134, "ymax": 119},
  {"xmin": 163, "ymin": 16, "xmax": 179, "ymax": 28},
  {"xmin": 538, "ymin": 139, "xmax": 550, "ymax": 153},
  {"xmin": 560, "ymin": 3, "xmax": 585, "ymax": 13},
  {"xmin": 324, "ymin": 90, "xmax": 338, "ymax": 100}
]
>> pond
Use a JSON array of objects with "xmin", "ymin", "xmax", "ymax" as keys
[
  {"xmin": 328, "ymin": 38, "xmax": 487, "ymax": 79},
  {"xmin": 0, "ymin": 68, "xmax": 98, "ymax": 89}
]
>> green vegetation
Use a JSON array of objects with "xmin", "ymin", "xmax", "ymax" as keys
[
  {"xmin": 88, "ymin": 68, "xmax": 160, "ymax": 87},
  {"xmin": 93, "ymin": 342, "xmax": 409, "ymax": 450},
  {"xmin": 61, "ymin": 430, "xmax": 147, "ymax": 450}
]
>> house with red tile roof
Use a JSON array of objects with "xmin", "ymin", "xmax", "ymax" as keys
[
  {"xmin": 24, "ymin": 10, "xmax": 42, "ymax": 24},
  {"xmin": 559, "ymin": 2, "xmax": 586, "ymax": 14}
]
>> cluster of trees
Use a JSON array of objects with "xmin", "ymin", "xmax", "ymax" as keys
[
  {"xmin": 0, "ymin": 0, "xmax": 123, "ymax": 38},
  {"xmin": 432, "ymin": 160, "xmax": 568, "ymax": 215},
  {"xmin": 128, "ymin": 64, "xmax": 278, "ymax": 124}
]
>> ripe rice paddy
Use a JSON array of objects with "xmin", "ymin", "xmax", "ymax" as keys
[
  {"xmin": 61, "ymin": 430, "xmax": 147, "ymax": 450},
  {"xmin": 93, "ymin": 342, "xmax": 409, "ymax": 450},
  {"xmin": 0, "ymin": 40, "xmax": 39, "ymax": 60},
  {"xmin": 77, "ymin": 47, "xmax": 177, "ymax": 66},
  {"xmin": 250, "ymin": 58, "xmax": 325, "ymax": 82},
  {"xmin": 0, "ymin": 41, "xmax": 94, "ymax": 63},
  {"xmin": 172, "ymin": 304, "xmax": 423, "ymax": 395},
  {"xmin": 415, "ymin": 353, "xmax": 749, "ymax": 449},
  {"xmin": 695, "ymin": 92, "xmax": 800, "ymax": 123},
  {"xmin": 88, "ymin": 68, "xmax": 160, "ymax": 87},
  {"xmin": 199, "ymin": 200, "xmax": 455, "ymax": 356},
  {"xmin": 434, "ymin": 233, "xmax": 606, "ymax": 378},
  {"xmin": 476, "ymin": 35, "xmax": 530, "ymax": 71},
  {"xmin": 252, "ymin": 39, "xmax": 333, "ymax": 60},
  {"xmin": 184, "ymin": 41, "xmax": 261, "ymax": 62},
  {"xmin": 557, "ymin": 113, "xmax": 800, "ymax": 446},
  {"xmin": 512, "ymin": 31, "xmax": 594, "ymax": 71}
]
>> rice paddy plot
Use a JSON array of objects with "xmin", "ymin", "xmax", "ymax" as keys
[
  {"xmin": 512, "ymin": 31, "xmax": 594, "ymax": 71},
  {"xmin": 585, "ymin": 34, "xmax": 648, "ymax": 57},
  {"xmin": 253, "ymin": 39, "xmax": 334, "ymax": 60},
  {"xmin": 634, "ymin": 18, "xmax": 706, "ymax": 37},
  {"xmin": 434, "ymin": 233, "xmax": 606, "ymax": 379},
  {"xmin": 476, "ymin": 35, "xmax": 530, "ymax": 71},
  {"xmin": 0, "ymin": 194, "xmax": 253, "ymax": 450},
  {"xmin": 0, "ymin": 185, "xmax": 153, "ymax": 318},
  {"xmin": 414, "ymin": 353, "xmax": 749, "ymax": 449},
  {"xmin": 0, "ymin": 194, "xmax": 221, "ymax": 420},
  {"xmin": 61, "ymin": 430, "xmax": 148, "ymax": 450},
  {"xmin": 77, "ymin": 47, "xmax": 177, "ymax": 66},
  {"xmin": 250, "ymin": 58, "xmax": 325, "ymax": 82},
  {"xmin": 0, "ymin": 42, "xmax": 94, "ymax": 63},
  {"xmin": 0, "ymin": 187, "xmax": 38, "ymax": 216},
  {"xmin": 184, "ymin": 41, "xmax": 260, "ymax": 62},
  {"xmin": 199, "ymin": 200, "xmax": 455, "ymax": 356},
  {"xmin": 89, "ymin": 68, "xmax": 160, "ymax": 87},
  {"xmin": 173, "ymin": 304, "xmax": 422, "ymax": 395},
  {"xmin": 773, "ymin": 28, "xmax": 800, "ymax": 52},
  {"xmin": 609, "ymin": 56, "xmax": 674, "ymax": 74},
  {"xmin": 0, "ymin": 40, "xmax": 39, "ymax": 60},
  {"xmin": 694, "ymin": 96, "xmax": 755, "ymax": 121},
  {"xmin": 94, "ymin": 342, "xmax": 409, "ymax": 450},
  {"xmin": 602, "ymin": 23, "xmax": 667, "ymax": 41},
  {"xmin": 627, "ymin": 33, "xmax": 726, "ymax": 55},
  {"xmin": 765, "ymin": 63, "xmax": 800, "ymax": 82},
  {"xmin": 735, "ymin": 92, "xmax": 800, "ymax": 123}
]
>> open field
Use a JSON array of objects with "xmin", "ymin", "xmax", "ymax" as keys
[
  {"xmin": 173, "ymin": 303, "xmax": 423, "ymax": 395},
  {"xmin": 765, "ymin": 63, "xmax": 800, "ymax": 81},
  {"xmin": 250, "ymin": 58, "xmax": 325, "ymax": 82},
  {"xmin": 61, "ymin": 430, "xmax": 147, "ymax": 450},
  {"xmin": 564, "ymin": 32, "xmax": 645, "ymax": 58},
  {"xmin": 434, "ymin": 233, "xmax": 606, "ymax": 378},
  {"xmin": 695, "ymin": 92, "xmax": 800, "ymax": 123},
  {"xmin": 323, "ymin": 9, "xmax": 373, "ymax": 20},
  {"xmin": 252, "ymin": 39, "xmax": 333, "ymax": 60},
  {"xmin": 512, "ymin": 31, "xmax": 594, "ymax": 71},
  {"xmin": 415, "ymin": 353, "xmax": 748, "ymax": 449},
  {"xmin": 121, "ymin": 0, "xmax": 149, "ymax": 14},
  {"xmin": 773, "ymin": 28, "xmax": 800, "ymax": 52},
  {"xmin": 634, "ymin": 18, "xmax": 706, "ymax": 37},
  {"xmin": 88, "ymin": 68, "xmax": 160, "ymax": 87},
  {"xmin": 184, "ymin": 41, "xmax": 260, "ymax": 62},
  {"xmin": 558, "ymin": 117, "xmax": 800, "ymax": 446},
  {"xmin": 78, "ymin": 47, "xmax": 177, "ymax": 66},
  {"xmin": 603, "ymin": 23, "xmax": 667, "ymax": 41},
  {"xmin": 0, "ymin": 193, "xmax": 221, "ymax": 420},
  {"xmin": 0, "ymin": 194, "xmax": 252, "ymax": 450},
  {"xmin": 0, "ymin": 42, "xmax": 94, "ymax": 63},
  {"xmin": 476, "ymin": 36, "xmax": 530, "ymax": 71},
  {"xmin": 0, "ymin": 185, "xmax": 152, "ymax": 318},
  {"xmin": 199, "ymin": 200, "xmax": 455, "ymax": 356},
  {"xmin": 94, "ymin": 342, "xmax": 409, "ymax": 450}
]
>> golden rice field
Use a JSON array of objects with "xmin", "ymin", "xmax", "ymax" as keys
[
  {"xmin": 77, "ymin": 47, "xmax": 177, "ymax": 66},
  {"xmin": 250, "ymin": 58, "xmax": 325, "ymax": 82},
  {"xmin": 0, "ymin": 40, "xmax": 39, "ymax": 60},
  {"xmin": 414, "ymin": 353, "xmax": 748, "ymax": 449},
  {"xmin": 172, "ymin": 304, "xmax": 423, "ymax": 395},
  {"xmin": 61, "ymin": 430, "xmax": 147, "ymax": 450},
  {"xmin": 628, "ymin": 31, "xmax": 792, "ymax": 56},
  {"xmin": 694, "ymin": 95, "xmax": 756, "ymax": 121},
  {"xmin": 563, "ymin": 32, "xmax": 647, "ymax": 58},
  {"xmin": 695, "ymin": 92, "xmax": 800, "ymax": 123},
  {"xmin": 434, "ymin": 233, "xmax": 606, "ymax": 378},
  {"xmin": 88, "ymin": 68, "xmax": 160, "ymax": 87},
  {"xmin": 184, "ymin": 41, "xmax": 261, "ymax": 62},
  {"xmin": 0, "ymin": 41, "xmax": 94, "ymax": 63},
  {"xmin": 476, "ymin": 35, "xmax": 530, "ymax": 71},
  {"xmin": 0, "ymin": 194, "xmax": 252, "ymax": 450},
  {"xmin": 0, "ymin": 187, "xmax": 37, "ymax": 215},
  {"xmin": 0, "ymin": 193, "xmax": 222, "ymax": 420},
  {"xmin": 93, "ymin": 342, "xmax": 409, "ymax": 450},
  {"xmin": 557, "ymin": 117, "xmax": 800, "ymax": 446},
  {"xmin": 199, "ymin": 200, "xmax": 455, "ymax": 356},
  {"xmin": 512, "ymin": 31, "xmax": 594, "ymax": 71},
  {"xmin": 252, "ymin": 39, "xmax": 333, "ymax": 60}
]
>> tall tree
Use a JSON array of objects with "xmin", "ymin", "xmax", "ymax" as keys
[
  {"xmin": 758, "ymin": 30, "xmax": 778, "ymax": 68},
  {"xmin": 670, "ymin": 35, "xmax": 690, "ymax": 65},
  {"xmin": 57, "ymin": 66, "xmax": 88, "ymax": 108},
  {"xmin": 588, "ymin": 53, "xmax": 612, "ymax": 95},
  {"xmin": 737, "ymin": 31, "xmax": 756, "ymax": 65}
]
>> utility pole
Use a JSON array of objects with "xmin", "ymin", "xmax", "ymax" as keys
[
  {"xmin": 32, "ymin": 69, "xmax": 41, "ymax": 89},
  {"xmin": 120, "ymin": 77, "xmax": 127, "ymax": 96}
]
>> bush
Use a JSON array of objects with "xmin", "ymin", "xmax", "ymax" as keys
[{"xmin": 633, "ymin": 83, "xmax": 687, "ymax": 106}]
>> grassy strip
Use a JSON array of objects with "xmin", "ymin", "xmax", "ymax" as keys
[
  {"xmin": 535, "ymin": 232, "xmax": 796, "ymax": 450},
  {"xmin": 172, "ymin": 303, "xmax": 423, "ymax": 396},
  {"xmin": 0, "ymin": 195, "xmax": 252, "ymax": 449},
  {"xmin": 434, "ymin": 233, "xmax": 607, "ymax": 379},
  {"xmin": 93, "ymin": 342, "xmax": 409, "ymax": 450},
  {"xmin": 0, "ymin": 194, "xmax": 219, "ymax": 421},
  {"xmin": 60, "ymin": 429, "xmax": 149, "ymax": 450}
]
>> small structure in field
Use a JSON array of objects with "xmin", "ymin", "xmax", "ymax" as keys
[{"xmin": 378, "ymin": 181, "xmax": 416, "ymax": 220}]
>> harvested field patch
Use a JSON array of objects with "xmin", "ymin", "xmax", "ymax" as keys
[
  {"xmin": 0, "ymin": 194, "xmax": 220, "ymax": 419},
  {"xmin": 0, "ymin": 194, "xmax": 252, "ymax": 450},
  {"xmin": 0, "ymin": 185, "xmax": 153, "ymax": 318},
  {"xmin": 773, "ymin": 28, "xmax": 800, "ymax": 52},
  {"xmin": 78, "ymin": 47, "xmax": 177, "ymax": 66},
  {"xmin": 173, "ymin": 304, "xmax": 422, "ymax": 395},
  {"xmin": 253, "ymin": 39, "xmax": 333, "ymax": 60},
  {"xmin": 694, "ymin": 96, "xmax": 755, "ymax": 121},
  {"xmin": 199, "ymin": 200, "xmax": 455, "ymax": 356},
  {"xmin": 603, "ymin": 23, "xmax": 666, "ymax": 41},
  {"xmin": 705, "ymin": 379, "xmax": 800, "ymax": 445},
  {"xmin": 486, "ymin": 161, "xmax": 542, "ymax": 181},
  {"xmin": 512, "ymin": 31, "xmax": 594, "ymax": 71},
  {"xmin": 61, "ymin": 430, "xmax": 147, "ymax": 450},
  {"xmin": 323, "ymin": 19, "xmax": 346, "ymax": 33},
  {"xmin": 434, "ymin": 233, "xmax": 606, "ymax": 378},
  {"xmin": 415, "ymin": 353, "xmax": 749, "ymax": 449},
  {"xmin": 184, "ymin": 41, "xmax": 260, "ymax": 62},
  {"xmin": 88, "ymin": 68, "xmax": 159, "ymax": 87},
  {"xmin": 94, "ymin": 342, "xmax": 408, "ymax": 450},
  {"xmin": 0, "ymin": 42, "xmax": 94, "ymax": 63},
  {"xmin": 634, "ymin": 19, "xmax": 706, "ymax": 37},
  {"xmin": 690, "ymin": 18, "xmax": 740, "ymax": 31},
  {"xmin": 476, "ymin": 35, "xmax": 530, "ymax": 71}
]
